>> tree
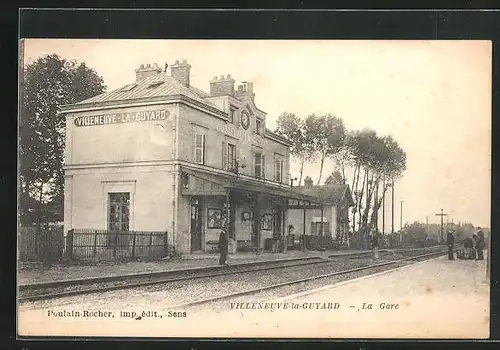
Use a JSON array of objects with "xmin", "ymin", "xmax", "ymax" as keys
[
  {"xmin": 324, "ymin": 170, "xmax": 344, "ymax": 185},
  {"xmin": 303, "ymin": 114, "xmax": 346, "ymax": 185},
  {"xmin": 20, "ymin": 54, "xmax": 106, "ymax": 225},
  {"xmin": 345, "ymin": 129, "xmax": 406, "ymax": 248},
  {"xmin": 275, "ymin": 112, "xmax": 315, "ymax": 186}
]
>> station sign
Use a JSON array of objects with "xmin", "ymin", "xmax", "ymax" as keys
[
  {"xmin": 74, "ymin": 109, "xmax": 170, "ymax": 127},
  {"xmin": 217, "ymin": 123, "xmax": 267, "ymax": 148}
]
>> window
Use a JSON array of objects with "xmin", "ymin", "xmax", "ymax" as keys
[
  {"xmin": 228, "ymin": 143, "xmax": 236, "ymax": 171},
  {"xmin": 207, "ymin": 208, "xmax": 222, "ymax": 229},
  {"xmin": 274, "ymin": 155, "xmax": 283, "ymax": 182},
  {"xmin": 229, "ymin": 108, "xmax": 236, "ymax": 124},
  {"xmin": 194, "ymin": 133, "xmax": 206, "ymax": 164},
  {"xmin": 181, "ymin": 173, "xmax": 190, "ymax": 190},
  {"xmin": 253, "ymin": 152, "xmax": 265, "ymax": 178},
  {"xmin": 311, "ymin": 222, "xmax": 330, "ymax": 236},
  {"xmin": 222, "ymin": 142, "xmax": 237, "ymax": 172},
  {"xmin": 256, "ymin": 119, "xmax": 262, "ymax": 135}
]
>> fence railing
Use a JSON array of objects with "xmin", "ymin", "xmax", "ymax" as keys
[
  {"xmin": 18, "ymin": 226, "xmax": 64, "ymax": 262},
  {"xmin": 67, "ymin": 229, "xmax": 169, "ymax": 261}
]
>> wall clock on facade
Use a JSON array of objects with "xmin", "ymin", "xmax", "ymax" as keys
[{"xmin": 240, "ymin": 111, "xmax": 250, "ymax": 130}]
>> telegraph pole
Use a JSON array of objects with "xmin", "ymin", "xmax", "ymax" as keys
[
  {"xmin": 435, "ymin": 209, "xmax": 448, "ymax": 243},
  {"xmin": 426, "ymin": 216, "xmax": 429, "ymax": 238},
  {"xmin": 400, "ymin": 200, "xmax": 404, "ymax": 231},
  {"xmin": 391, "ymin": 178, "xmax": 395, "ymax": 235},
  {"xmin": 374, "ymin": 181, "xmax": 379, "ymax": 233},
  {"xmin": 382, "ymin": 178, "xmax": 385, "ymax": 235}
]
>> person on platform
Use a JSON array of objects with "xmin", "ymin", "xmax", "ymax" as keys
[
  {"xmin": 463, "ymin": 236, "xmax": 474, "ymax": 260},
  {"xmin": 447, "ymin": 229, "xmax": 455, "ymax": 260},
  {"xmin": 476, "ymin": 229, "xmax": 485, "ymax": 261},
  {"xmin": 371, "ymin": 232, "xmax": 380, "ymax": 259},
  {"xmin": 218, "ymin": 227, "xmax": 229, "ymax": 266},
  {"xmin": 472, "ymin": 234, "xmax": 479, "ymax": 260}
]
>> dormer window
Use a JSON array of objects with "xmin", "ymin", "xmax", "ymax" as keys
[
  {"xmin": 120, "ymin": 83, "xmax": 137, "ymax": 92},
  {"xmin": 256, "ymin": 119, "xmax": 262, "ymax": 135},
  {"xmin": 229, "ymin": 107, "xmax": 236, "ymax": 124},
  {"xmin": 147, "ymin": 80, "xmax": 164, "ymax": 88}
]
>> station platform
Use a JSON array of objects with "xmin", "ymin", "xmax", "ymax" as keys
[
  {"xmin": 184, "ymin": 253, "xmax": 490, "ymax": 339},
  {"xmin": 18, "ymin": 248, "xmax": 370, "ymax": 285}
]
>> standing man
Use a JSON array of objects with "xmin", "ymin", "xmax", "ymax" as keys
[
  {"xmin": 218, "ymin": 227, "xmax": 229, "ymax": 266},
  {"xmin": 447, "ymin": 229, "xmax": 455, "ymax": 260},
  {"xmin": 476, "ymin": 228, "xmax": 485, "ymax": 261}
]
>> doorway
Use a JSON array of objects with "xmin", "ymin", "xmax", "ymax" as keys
[
  {"xmin": 190, "ymin": 197, "xmax": 203, "ymax": 252},
  {"xmin": 273, "ymin": 208, "xmax": 283, "ymax": 239},
  {"xmin": 108, "ymin": 192, "xmax": 130, "ymax": 250}
]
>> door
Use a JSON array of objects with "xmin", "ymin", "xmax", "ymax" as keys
[
  {"xmin": 190, "ymin": 197, "xmax": 203, "ymax": 251},
  {"xmin": 108, "ymin": 192, "xmax": 130, "ymax": 252},
  {"xmin": 273, "ymin": 208, "xmax": 282, "ymax": 239}
]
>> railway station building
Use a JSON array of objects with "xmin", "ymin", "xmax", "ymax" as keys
[{"xmin": 60, "ymin": 60, "xmax": 319, "ymax": 255}]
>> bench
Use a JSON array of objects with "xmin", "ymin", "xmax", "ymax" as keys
[{"xmin": 205, "ymin": 240, "xmax": 219, "ymax": 252}]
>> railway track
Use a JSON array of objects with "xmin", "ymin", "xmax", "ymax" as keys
[
  {"xmin": 19, "ymin": 246, "xmax": 448, "ymax": 303},
  {"xmin": 166, "ymin": 249, "xmax": 450, "ymax": 310}
]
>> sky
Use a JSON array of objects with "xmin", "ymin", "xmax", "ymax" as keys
[{"xmin": 23, "ymin": 39, "xmax": 492, "ymax": 228}]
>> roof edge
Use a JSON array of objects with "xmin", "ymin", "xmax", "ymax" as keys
[
  {"xmin": 265, "ymin": 129, "xmax": 293, "ymax": 147},
  {"xmin": 59, "ymin": 94, "xmax": 229, "ymax": 120}
]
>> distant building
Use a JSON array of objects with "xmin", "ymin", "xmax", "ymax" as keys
[
  {"xmin": 288, "ymin": 182, "xmax": 354, "ymax": 241},
  {"xmin": 60, "ymin": 60, "xmax": 316, "ymax": 255}
]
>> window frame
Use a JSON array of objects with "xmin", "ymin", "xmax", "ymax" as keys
[
  {"xmin": 256, "ymin": 119, "xmax": 262, "ymax": 135},
  {"xmin": 274, "ymin": 154, "xmax": 283, "ymax": 183},
  {"xmin": 194, "ymin": 133, "xmax": 206, "ymax": 164},
  {"xmin": 227, "ymin": 143, "xmax": 236, "ymax": 172},
  {"xmin": 254, "ymin": 152, "xmax": 263, "ymax": 178},
  {"xmin": 229, "ymin": 107, "xmax": 236, "ymax": 124}
]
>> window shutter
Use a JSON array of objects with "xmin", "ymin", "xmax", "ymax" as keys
[
  {"xmin": 252, "ymin": 152, "xmax": 256, "ymax": 176},
  {"xmin": 280, "ymin": 159, "xmax": 283, "ymax": 182},
  {"xmin": 202, "ymin": 134, "xmax": 206, "ymax": 164},
  {"xmin": 192, "ymin": 133, "xmax": 196, "ymax": 162},
  {"xmin": 222, "ymin": 141, "xmax": 227, "ymax": 170}
]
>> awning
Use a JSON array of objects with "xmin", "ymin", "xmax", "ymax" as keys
[
  {"xmin": 180, "ymin": 165, "xmax": 318, "ymax": 202},
  {"xmin": 224, "ymin": 179, "xmax": 318, "ymax": 202}
]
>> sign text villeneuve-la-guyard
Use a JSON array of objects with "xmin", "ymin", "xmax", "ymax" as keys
[
  {"xmin": 217, "ymin": 123, "xmax": 268, "ymax": 147},
  {"xmin": 74, "ymin": 110, "xmax": 170, "ymax": 127}
]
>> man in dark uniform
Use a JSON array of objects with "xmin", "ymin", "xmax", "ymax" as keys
[
  {"xmin": 447, "ymin": 229, "xmax": 455, "ymax": 260},
  {"xmin": 218, "ymin": 228, "xmax": 229, "ymax": 266},
  {"xmin": 476, "ymin": 229, "xmax": 485, "ymax": 260}
]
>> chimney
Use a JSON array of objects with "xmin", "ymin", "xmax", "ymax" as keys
[
  {"xmin": 235, "ymin": 81, "xmax": 255, "ymax": 101},
  {"xmin": 304, "ymin": 176, "xmax": 314, "ymax": 188},
  {"xmin": 170, "ymin": 59, "xmax": 191, "ymax": 87},
  {"xmin": 135, "ymin": 63, "xmax": 162, "ymax": 82},
  {"xmin": 209, "ymin": 74, "xmax": 235, "ymax": 96}
]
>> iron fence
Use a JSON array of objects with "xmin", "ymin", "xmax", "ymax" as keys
[{"xmin": 67, "ymin": 229, "xmax": 168, "ymax": 261}]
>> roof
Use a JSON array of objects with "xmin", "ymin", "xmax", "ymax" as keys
[
  {"xmin": 180, "ymin": 165, "xmax": 317, "ymax": 202},
  {"xmin": 64, "ymin": 73, "xmax": 221, "ymax": 111},
  {"xmin": 294, "ymin": 184, "xmax": 354, "ymax": 206},
  {"xmin": 226, "ymin": 179, "xmax": 318, "ymax": 202},
  {"xmin": 265, "ymin": 128, "xmax": 293, "ymax": 147}
]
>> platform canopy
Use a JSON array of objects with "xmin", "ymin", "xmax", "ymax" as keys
[{"xmin": 180, "ymin": 165, "xmax": 318, "ymax": 203}]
